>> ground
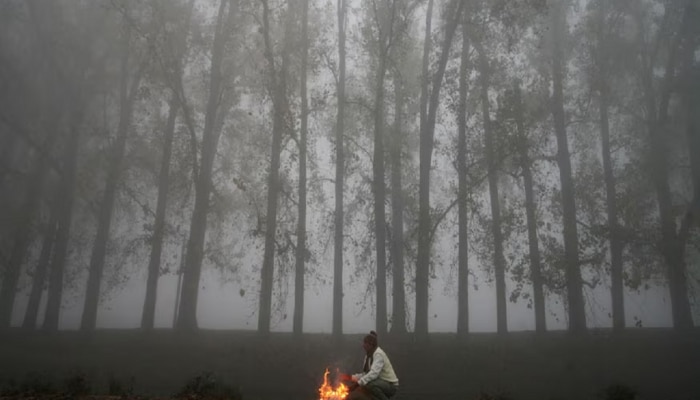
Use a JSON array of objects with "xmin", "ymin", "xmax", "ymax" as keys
[{"xmin": 0, "ymin": 328, "xmax": 699, "ymax": 400}]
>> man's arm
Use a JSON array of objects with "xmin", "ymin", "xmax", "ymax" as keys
[{"xmin": 358, "ymin": 353, "xmax": 384, "ymax": 385}]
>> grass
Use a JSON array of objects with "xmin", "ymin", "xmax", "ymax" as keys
[{"xmin": 0, "ymin": 328, "xmax": 698, "ymax": 399}]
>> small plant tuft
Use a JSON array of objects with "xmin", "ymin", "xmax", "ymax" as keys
[
  {"xmin": 63, "ymin": 371, "xmax": 91, "ymax": 396},
  {"xmin": 108, "ymin": 374, "xmax": 135, "ymax": 397},
  {"xmin": 475, "ymin": 390, "xmax": 515, "ymax": 400},
  {"xmin": 601, "ymin": 383, "xmax": 637, "ymax": 400},
  {"xmin": 176, "ymin": 371, "xmax": 242, "ymax": 400},
  {"xmin": 19, "ymin": 372, "xmax": 55, "ymax": 395}
]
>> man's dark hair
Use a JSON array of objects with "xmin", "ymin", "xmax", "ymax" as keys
[{"xmin": 364, "ymin": 330, "xmax": 378, "ymax": 347}]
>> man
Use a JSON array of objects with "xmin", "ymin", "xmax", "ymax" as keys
[{"xmin": 340, "ymin": 331, "xmax": 399, "ymax": 400}]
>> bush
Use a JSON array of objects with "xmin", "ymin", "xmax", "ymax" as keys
[
  {"xmin": 63, "ymin": 371, "xmax": 90, "ymax": 396},
  {"xmin": 475, "ymin": 390, "xmax": 515, "ymax": 400},
  {"xmin": 108, "ymin": 374, "xmax": 135, "ymax": 397},
  {"xmin": 176, "ymin": 371, "xmax": 242, "ymax": 400},
  {"xmin": 601, "ymin": 383, "xmax": 637, "ymax": 400}
]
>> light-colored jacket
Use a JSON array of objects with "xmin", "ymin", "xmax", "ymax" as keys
[{"xmin": 352, "ymin": 347, "xmax": 399, "ymax": 386}]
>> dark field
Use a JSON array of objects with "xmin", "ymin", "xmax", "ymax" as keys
[{"xmin": 1, "ymin": 328, "xmax": 699, "ymax": 400}]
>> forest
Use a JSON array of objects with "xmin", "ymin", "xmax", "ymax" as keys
[{"xmin": 0, "ymin": 0, "xmax": 699, "ymax": 399}]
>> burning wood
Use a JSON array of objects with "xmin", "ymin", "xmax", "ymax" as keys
[{"xmin": 318, "ymin": 368, "xmax": 349, "ymax": 400}]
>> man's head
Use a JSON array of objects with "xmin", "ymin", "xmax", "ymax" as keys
[{"xmin": 362, "ymin": 330, "xmax": 378, "ymax": 354}]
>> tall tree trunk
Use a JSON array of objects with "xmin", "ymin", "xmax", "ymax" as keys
[
  {"xmin": 680, "ymin": 2, "xmax": 700, "ymax": 239},
  {"xmin": 389, "ymin": 71, "xmax": 406, "ymax": 335},
  {"xmin": 81, "ymin": 28, "xmax": 142, "ymax": 332},
  {"xmin": 513, "ymin": 84, "xmax": 546, "ymax": 334},
  {"xmin": 173, "ymin": 234, "xmax": 187, "ymax": 327},
  {"xmin": 142, "ymin": 0, "xmax": 195, "ymax": 332},
  {"xmin": 476, "ymin": 42, "xmax": 507, "ymax": 335},
  {"xmin": 258, "ymin": 0, "xmax": 292, "ymax": 335},
  {"xmin": 141, "ymin": 97, "xmax": 179, "ymax": 330},
  {"xmin": 22, "ymin": 213, "xmax": 57, "ymax": 330},
  {"xmin": 176, "ymin": 0, "xmax": 232, "ymax": 331},
  {"xmin": 549, "ymin": 1, "xmax": 587, "ymax": 333},
  {"xmin": 333, "ymin": 0, "xmax": 347, "ymax": 340},
  {"xmin": 0, "ymin": 97, "xmax": 60, "ymax": 328},
  {"xmin": 293, "ymin": 0, "xmax": 310, "ymax": 338},
  {"xmin": 594, "ymin": 3, "xmax": 625, "ymax": 331},
  {"xmin": 0, "ymin": 143, "xmax": 52, "ymax": 328},
  {"xmin": 416, "ymin": 0, "xmax": 464, "ymax": 339},
  {"xmin": 43, "ymin": 114, "xmax": 82, "ymax": 332},
  {"xmin": 372, "ymin": 1, "xmax": 396, "ymax": 337},
  {"xmin": 642, "ymin": 4, "xmax": 693, "ymax": 330},
  {"xmin": 456, "ymin": 17, "xmax": 470, "ymax": 337},
  {"xmin": 416, "ymin": 0, "xmax": 433, "ymax": 339}
]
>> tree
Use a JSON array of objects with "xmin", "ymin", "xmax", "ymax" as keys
[
  {"xmin": 512, "ymin": 84, "xmax": 547, "ymax": 334},
  {"xmin": 415, "ymin": 0, "xmax": 464, "ymax": 339},
  {"xmin": 333, "ymin": 0, "xmax": 347, "ymax": 340},
  {"xmin": 142, "ymin": 0, "xmax": 195, "ymax": 331},
  {"xmin": 293, "ymin": 0, "xmax": 310, "ymax": 337},
  {"xmin": 547, "ymin": 0, "xmax": 587, "ymax": 333},
  {"xmin": 81, "ymin": 20, "xmax": 144, "ymax": 332},
  {"xmin": 638, "ymin": 0, "xmax": 693, "ymax": 330},
  {"xmin": 585, "ymin": 0, "xmax": 625, "ymax": 331},
  {"xmin": 22, "ymin": 213, "xmax": 57, "ymax": 329},
  {"xmin": 474, "ymin": 33, "xmax": 508, "ymax": 335},
  {"xmin": 415, "ymin": 1, "xmax": 464, "ymax": 339},
  {"xmin": 456, "ymin": 12, "xmax": 470, "ymax": 337},
  {"xmin": 258, "ymin": 0, "xmax": 294, "ymax": 335},
  {"xmin": 390, "ymin": 69, "xmax": 407, "ymax": 335},
  {"xmin": 177, "ymin": 0, "xmax": 236, "ymax": 331},
  {"xmin": 366, "ymin": 0, "xmax": 399, "ymax": 336}
]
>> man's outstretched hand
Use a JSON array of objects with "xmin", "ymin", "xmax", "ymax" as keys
[{"xmin": 339, "ymin": 373, "xmax": 353, "ymax": 382}]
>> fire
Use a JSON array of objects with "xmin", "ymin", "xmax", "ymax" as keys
[{"xmin": 318, "ymin": 368, "xmax": 349, "ymax": 400}]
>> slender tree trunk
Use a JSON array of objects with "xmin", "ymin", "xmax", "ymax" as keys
[
  {"xmin": 177, "ymin": 0, "xmax": 232, "ymax": 331},
  {"xmin": 372, "ymin": 2, "xmax": 397, "ymax": 336},
  {"xmin": 142, "ymin": 0, "xmax": 195, "ymax": 332},
  {"xmin": 141, "ymin": 97, "xmax": 179, "ymax": 330},
  {"xmin": 22, "ymin": 213, "xmax": 57, "ymax": 330},
  {"xmin": 416, "ymin": 0, "xmax": 433, "ymax": 339},
  {"xmin": 258, "ymin": 0, "xmax": 291, "ymax": 335},
  {"xmin": 599, "ymin": 66, "xmax": 625, "ymax": 332},
  {"xmin": 389, "ymin": 72, "xmax": 406, "ymax": 335},
  {"xmin": 680, "ymin": 3, "xmax": 700, "ymax": 236},
  {"xmin": 549, "ymin": 1, "xmax": 586, "ymax": 333},
  {"xmin": 591, "ymin": 0, "xmax": 625, "ymax": 332},
  {"xmin": 0, "ymin": 145, "xmax": 52, "ymax": 329},
  {"xmin": 173, "ymin": 234, "xmax": 187, "ymax": 327},
  {"xmin": 686, "ymin": 70, "xmax": 700, "ymax": 232},
  {"xmin": 456, "ymin": 18, "xmax": 470, "ymax": 337},
  {"xmin": 293, "ymin": 0, "xmax": 310, "ymax": 338},
  {"xmin": 513, "ymin": 84, "xmax": 546, "ymax": 334},
  {"xmin": 642, "ymin": 10, "xmax": 693, "ymax": 329},
  {"xmin": 333, "ymin": 0, "xmax": 347, "ymax": 340},
  {"xmin": 81, "ymin": 29, "xmax": 142, "ymax": 332},
  {"xmin": 416, "ymin": 0, "xmax": 464, "ymax": 339},
  {"xmin": 475, "ymin": 42, "xmax": 507, "ymax": 335},
  {"xmin": 43, "ymin": 114, "xmax": 82, "ymax": 332},
  {"xmin": 0, "ymin": 106, "xmax": 60, "ymax": 328}
]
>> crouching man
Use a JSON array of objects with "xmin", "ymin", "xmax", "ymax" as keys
[{"xmin": 340, "ymin": 331, "xmax": 399, "ymax": 400}]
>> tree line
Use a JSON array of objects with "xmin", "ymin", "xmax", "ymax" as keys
[{"xmin": 0, "ymin": 0, "xmax": 698, "ymax": 338}]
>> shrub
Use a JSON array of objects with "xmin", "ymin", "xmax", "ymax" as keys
[
  {"xmin": 108, "ymin": 375, "xmax": 135, "ymax": 397},
  {"xmin": 601, "ymin": 383, "xmax": 637, "ymax": 400},
  {"xmin": 176, "ymin": 371, "xmax": 242, "ymax": 400}
]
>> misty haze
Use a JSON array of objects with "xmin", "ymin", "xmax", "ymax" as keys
[{"xmin": 0, "ymin": 0, "xmax": 699, "ymax": 399}]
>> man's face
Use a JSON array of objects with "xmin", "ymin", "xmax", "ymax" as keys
[{"xmin": 362, "ymin": 340, "xmax": 372, "ymax": 353}]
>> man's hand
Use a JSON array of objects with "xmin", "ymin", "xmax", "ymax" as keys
[{"xmin": 339, "ymin": 373, "xmax": 352, "ymax": 382}]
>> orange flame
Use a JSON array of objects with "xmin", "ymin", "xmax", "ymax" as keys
[{"xmin": 318, "ymin": 368, "xmax": 349, "ymax": 400}]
